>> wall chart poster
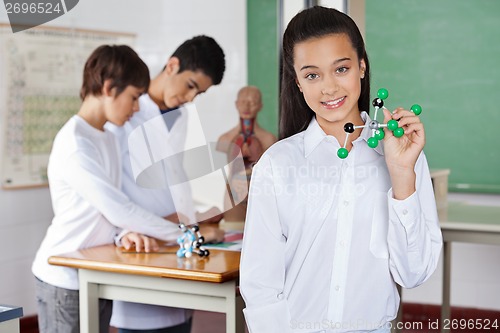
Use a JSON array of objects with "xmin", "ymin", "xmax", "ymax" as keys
[{"xmin": 0, "ymin": 24, "xmax": 135, "ymax": 188}]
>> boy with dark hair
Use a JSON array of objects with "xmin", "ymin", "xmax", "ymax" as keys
[
  {"xmin": 171, "ymin": 35, "xmax": 225, "ymax": 85},
  {"xmin": 108, "ymin": 35, "xmax": 227, "ymax": 333}
]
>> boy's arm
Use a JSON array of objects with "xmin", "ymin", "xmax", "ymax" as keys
[{"xmin": 63, "ymin": 149, "xmax": 181, "ymax": 242}]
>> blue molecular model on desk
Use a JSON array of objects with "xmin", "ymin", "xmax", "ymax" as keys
[{"xmin": 176, "ymin": 223, "xmax": 210, "ymax": 258}]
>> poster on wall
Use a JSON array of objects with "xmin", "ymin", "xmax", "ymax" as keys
[{"xmin": 0, "ymin": 24, "xmax": 135, "ymax": 189}]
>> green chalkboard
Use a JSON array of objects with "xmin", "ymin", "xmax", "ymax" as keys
[
  {"xmin": 247, "ymin": 0, "xmax": 280, "ymax": 137},
  {"xmin": 366, "ymin": 0, "xmax": 500, "ymax": 193}
]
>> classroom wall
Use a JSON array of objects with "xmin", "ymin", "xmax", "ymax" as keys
[{"xmin": 0, "ymin": 0, "xmax": 246, "ymax": 316}]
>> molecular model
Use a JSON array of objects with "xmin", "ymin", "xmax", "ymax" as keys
[
  {"xmin": 176, "ymin": 223, "xmax": 210, "ymax": 258},
  {"xmin": 337, "ymin": 88, "xmax": 422, "ymax": 159}
]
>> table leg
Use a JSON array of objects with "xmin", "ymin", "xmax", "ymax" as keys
[
  {"xmin": 441, "ymin": 241, "xmax": 451, "ymax": 333},
  {"xmin": 0, "ymin": 319, "xmax": 20, "ymax": 333},
  {"xmin": 79, "ymin": 269, "xmax": 100, "ymax": 333},
  {"xmin": 227, "ymin": 292, "xmax": 245, "ymax": 333}
]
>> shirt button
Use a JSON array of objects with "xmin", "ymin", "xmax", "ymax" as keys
[
  {"xmin": 340, "ymin": 240, "xmax": 346, "ymax": 247},
  {"xmin": 277, "ymin": 292, "xmax": 284, "ymax": 300},
  {"xmin": 402, "ymin": 209, "xmax": 408, "ymax": 215},
  {"xmin": 335, "ymin": 285, "xmax": 340, "ymax": 291},
  {"xmin": 343, "ymin": 200, "xmax": 349, "ymax": 206}
]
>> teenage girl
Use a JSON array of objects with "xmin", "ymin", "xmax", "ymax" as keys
[{"xmin": 240, "ymin": 6, "xmax": 442, "ymax": 333}]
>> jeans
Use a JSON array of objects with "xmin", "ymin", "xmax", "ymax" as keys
[
  {"xmin": 35, "ymin": 276, "xmax": 112, "ymax": 333},
  {"xmin": 117, "ymin": 318, "xmax": 192, "ymax": 333}
]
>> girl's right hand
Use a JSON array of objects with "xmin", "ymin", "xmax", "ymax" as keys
[{"xmin": 121, "ymin": 232, "xmax": 160, "ymax": 252}]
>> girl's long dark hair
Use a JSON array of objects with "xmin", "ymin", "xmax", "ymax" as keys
[{"xmin": 279, "ymin": 6, "xmax": 370, "ymax": 139}]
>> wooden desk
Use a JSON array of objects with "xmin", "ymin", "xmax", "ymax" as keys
[
  {"xmin": 49, "ymin": 245, "xmax": 245, "ymax": 333},
  {"xmin": 440, "ymin": 202, "xmax": 500, "ymax": 332}
]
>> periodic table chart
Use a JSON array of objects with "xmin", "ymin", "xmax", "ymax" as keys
[{"xmin": 0, "ymin": 24, "xmax": 135, "ymax": 188}]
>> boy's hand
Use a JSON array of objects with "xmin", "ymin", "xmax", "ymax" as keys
[
  {"xmin": 199, "ymin": 225, "xmax": 225, "ymax": 244},
  {"xmin": 121, "ymin": 232, "xmax": 160, "ymax": 253}
]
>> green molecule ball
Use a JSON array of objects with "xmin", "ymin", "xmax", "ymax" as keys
[
  {"xmin": 410, "ymin": 104, "xmax": 422, "ymax": 115},
  {"xmin": 337, "ymin": 148, "xmax": 348, "ymax": 159},
  {"xmin": 393, "ymin": 127, "xmax": 405, "ymax": 138},
  {"xmin": 374, "ymin": 129, "xmax": 385, "ymax": 140},
  {"xmin": 377, "ymin": 88, "xmax": 389, "ymax": 100},
  {"xmin": 387, "ymin": 119, "xmax": 398, "ymax": 131},
  {"xmin": 367, "ymin": 137, "xmax": 379, "ymax": 148}
]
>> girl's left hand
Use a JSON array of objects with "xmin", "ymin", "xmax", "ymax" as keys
[{"xmin": 382, "ymin": 107, "xmax": 425, "ymax": 171}]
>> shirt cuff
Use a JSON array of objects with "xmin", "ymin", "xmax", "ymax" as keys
[
  {"xmin": 387, "ymin": 188, "xmax": 421, "ymax": 228},
  {"xmin": 243, "ymin": 300, "xmax": 293, "ymax": 333},
  {"xmin": 114, "ymin": 229, "xmax": 130, "ymax": 247}
]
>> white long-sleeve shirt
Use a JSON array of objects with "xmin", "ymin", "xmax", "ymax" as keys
[
  {"xmin": 240, "ymin": 113, "xmax": 443, "ymax": 333},
  {"xmin": 32, "ymin": 115, "xmax": 180, "ymax": 290}
]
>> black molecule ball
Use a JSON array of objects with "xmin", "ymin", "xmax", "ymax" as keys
[
  {"xmin": 372, "ymin": 98, "xmax": 384, "ymax": 108},
  {"xmin": 344, "ymin": 122, "xmax": 355, "ymax": 133}
]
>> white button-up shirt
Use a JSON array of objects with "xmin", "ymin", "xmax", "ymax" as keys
[{"xmin": 240, "ymin": 113, "xmax": 442, "ymax": 333}]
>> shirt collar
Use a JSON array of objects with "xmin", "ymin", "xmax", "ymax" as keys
[
  {"xmin": 303, "ymin": 111, "xmax": 384, "ymax": 158},
  {"xmin": 303, "ymin": 117, "xmax": 327, "ymax": 158},
  {"xmin": 356, "ymin": 111, "xmax": 385, "ymax": 156}
]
